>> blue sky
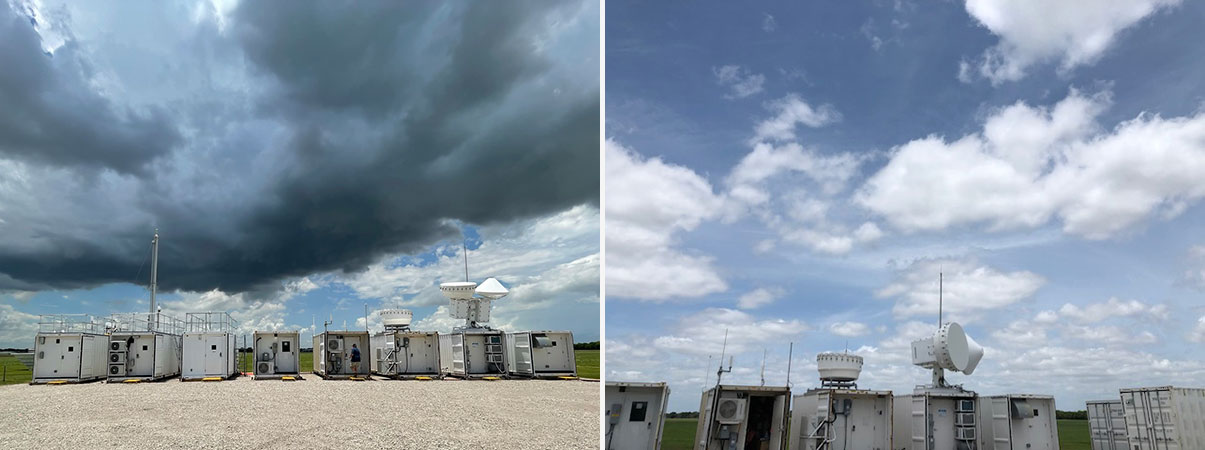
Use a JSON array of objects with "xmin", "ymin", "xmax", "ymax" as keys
[
  {"xmin": 605, "ymin": 0, "xmax": 1205, "ymax": 412},
  {"xmin": 0, "ymin": 1, "xmax": 599, "ymax": 348}
]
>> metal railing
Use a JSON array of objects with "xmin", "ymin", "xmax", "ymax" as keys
[
  {"xmin": 37, "ymin": 314, "xmax": 107, "ymax": 334},
  {"xmin": 107, "ymin": 312, "xmax": 185, "ymax": 335},
  {"xmin": 185, "ymin": 312, "xmax": 239, "ymax": 333}
]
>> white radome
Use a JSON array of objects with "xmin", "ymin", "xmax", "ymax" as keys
[
  {"xmin": 379, "ymin": 309, "xmax": 413, "ymax": 327},
  {"xmin": 817, "ymin": 352, "xmax": 863, "ymax": 382},
  {"xmin": 440, "ymin": 281, "xmax": 478, "ymax": 300}
]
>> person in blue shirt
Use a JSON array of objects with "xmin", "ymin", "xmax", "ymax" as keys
[{"xmin": 349, "ymin": 343, "xmax": 361, "ymax": 374}]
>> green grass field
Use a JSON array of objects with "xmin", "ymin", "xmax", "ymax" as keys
[
  {"xmin": 658, "ymin": 417, "xmax": 1091, "ymax": 450},
  {"xmin": 1057, "ymin": 419, "xmax": 1089, "ymax": 450},
  {"xmin": 575, "ymin": 349, "xmax": 599, "ymax": 379},
  {"xmin": 0, "ymin": 354, "xmax": 33, "ymax": 385}
]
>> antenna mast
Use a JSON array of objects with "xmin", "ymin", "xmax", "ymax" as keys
[
  {"xmin": 149, "ymin": 229, "xmax": 159, "ymax": 331},
  {"xmin": 462, "ymin": 239, "xmax": 469, "ymax": 282},
  {"xmin": 786, "ymin": 342, "xmax": 793, "ymax": 389},
  {"xmin": 760, "ymin": 349, "xmax": 766, "ymax": 386},
  {"xmin": 938, "ymin": 271, "xmax": 943, "ymax": 328}
]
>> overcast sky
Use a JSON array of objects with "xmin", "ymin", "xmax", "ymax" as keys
[
  {"xmin": 0, "ymin": 0, "xmax": 600, "ymax": 346},
  {"xmin": 606, "ymin": 0, "xmax": 1205, "ymax": 412}
]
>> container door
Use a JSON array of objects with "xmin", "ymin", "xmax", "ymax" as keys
[
  {"xmin": 79, "ymin": 336, "xmax": 95, "ymax": 378},
  {"xmin": 153, "ymin": 334, "xmax": 165, "ymax": 377},
  {"xmin": 513, "ymin": 332, "xmax": 534, "ymax": 375},
  {"xmin": 911, "ymin": 395, "xmax": 928, "ymax": 449},
  {"xmin": 989, "ymin": 397, "xmax": 1011, "ymax": 449},
  {"xmin": 769, "ymin": 394, "xmax": 786, "ymax": 450},
  {"xmin": 205, "ymin": 335, "xmax": 225, "ymax": 375},
  {"xmin": 1108, "ymin": 402, "xmax": 1128, "ymax": 450},
  {"xmin": 451, "ymin": 334, "xmax": 466, "ymax": 375}
]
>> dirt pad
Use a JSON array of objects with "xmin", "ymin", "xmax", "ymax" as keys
[{"xmin": 0, "ymin": 377, "xmax": 599, "ymax": 449}]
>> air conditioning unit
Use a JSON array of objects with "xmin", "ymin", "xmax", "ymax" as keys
[
  {"xmin": 110, "ymin": 341, "xmax": 126, "ymax": 352},
  {"xmin": 956, "ymin": 400, "xmax": 975, "ymax": 412},
  {"xmin": 956, "ymin": 413, "xmax": 975, "ymax": 426},
  {"xmin": 109, "ymin": 353, "xmax": 126, "ymax": 363},
  {"xmin": 955, "ymin": 428, "xmax": 976, "ymax": 440},
  {"xmin": 109, "ymin": 364, "xmax": 124, "ymax": 376},
  {"xmin": 715, "ymin": 398, "xmax": 747, "ymax": 424},
  {"xmin": 257, "ymin": 361, "xmax": 274, "ymax": 375},
  {"xmin": 327, "ymin": 339, "xmax": 343, "ymax": 353}
]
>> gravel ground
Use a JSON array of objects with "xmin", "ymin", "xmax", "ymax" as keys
[{"xmin": 0, "ymin": 377, "xmax": 599, "ymax": 449}]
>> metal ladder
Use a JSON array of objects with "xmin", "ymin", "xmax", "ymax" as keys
[
  {"xmin": 383, "ymin": 346, "xmax": 399, "ymax": 375},
  {"xmin": 806, "ymin": 417, "xmax": 835, "ymax": 450}
]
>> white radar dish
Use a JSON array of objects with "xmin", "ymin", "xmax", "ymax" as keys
[
  {"xmin": 475, "ymin": 277, "xmax": 509, "ymax": 299},
  {"xmin": 911, "ymin": 322, "xmax": 984, "ymax": 375},
  {"xmin": 440, "ymin": 281, "xmax": 478, "ymax": 300},
  {"xmin": 379, "ymin": 309, "xmax": 413, "ymax": 327},
  {"xmin": 817, "ymin": 353, "xmax": 863, "ymax": 382}
]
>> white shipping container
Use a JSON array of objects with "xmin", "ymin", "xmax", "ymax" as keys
[
  {"xmin": 789, "ymin": 388, "xmax": 893, "ymax": 450},
  {"xmin": 695, "ymin": 384, "xmax": 790, "ymax": 450},
  {"xmin": 1120, "ymin": 386, "xmax": 1205, "ymax": 450},
  {"xmin": 505, "ymin": 331, "xmax": 576, "ymax": 378},
  {"xmin": 313, "ymin": 331, "xmax": 370, "ymax": 379},
  {"xmin": 107, "ymin": 332, "xmax": 183, "ymax": 382},
  {"xmin": 369, "ymin": 331, "xmax": 439, "ymax": 378},
  {"xmin": 606, "ymin": 382, "xmax": 671, "ymax": 450},
  {"xmin": 252, "ymin": 331, "xmax": 300, "ymax": 379},
  {"xmin": 181, "ymin": 332, "xmax": 238, "ymax": 380},
  {"xmin": 892, "ymin": 390, "xmax": 980, "ymax": 450},
  {"xmin": 32, "ymin": 333, "xmax": 108, "ymax": 384},
  {"xmin": 979, "ymin": 394, "xmax": 1058, "ymax": 450},
  {"xmin": 438, "ymin": 329, "xmax": 506, "ymax": 378},
  {"xmin": 1087, "ymin": 399, "xmax": 1128, "ymax": 450}
]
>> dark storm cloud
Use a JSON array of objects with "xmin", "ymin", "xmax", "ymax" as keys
[
  {"xmin": 0, "ymin": 0, "xmax": 599, "ymax": 294},
  {"xmin": 0, "ymin": 2, "xmax": 179, "ymax": 174}
]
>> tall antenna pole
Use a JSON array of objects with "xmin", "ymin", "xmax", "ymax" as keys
[
  {"xmin": 760, "ymin": 348, "xmax": 766, "ymax": 386},
  {"xmin": 462, "ymin": 239, "xmax": 469, "ymax": 282},
  {"xmin": 149, "ymin": 229, "xmax": 159, "ymax": 331},
  {"xmin": 938, "ymin": 272, "xmax": 943, "ymax": 328},
  {"xmin": 364, "ymin": 303, "xmax": 369, "ymax": 334},
  {"xmin": 786, "ymin": 342, "xmax": 793, "ymax": 388}
]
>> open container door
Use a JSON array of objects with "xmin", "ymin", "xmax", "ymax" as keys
[
  {"xmin": 451, "ymin": 334, "xmax": 467, "ymax": 376},
  {"xmin": 512, "ymin": 332, "xmax": 534, "ymax": 376}
]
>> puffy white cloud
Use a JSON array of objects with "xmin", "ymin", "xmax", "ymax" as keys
[
  {"xmin": 737, "ymin": 287, "xmax": 783, "ymax": 309},
  {"xmin": 1190, "ymin": 316, "xmax": 1205, "ymax": 343},
  {"xmin": 605, "ymin": 140, "xmax": 728, "ymax": 300},
  {"xmin": 714, "ymin": 65, "xmax": 766, "ymax": 99},
  {"xmin": 0, "ymin": 303, "xmax": 39, "ymax": 347},
  {"xmin": 752, "ymin": 94, "xmax": 841, "ymax": 143},
  {"xmin": 1058, "ymin": 298, "xmax": 1162, "ymax": 323},
  {"xmin": 858, "ymin": 90, "xmax": 1205, "ymax": 238},
  {"xmin": 725, "ymin": 142, "xmax": 877, "ymax": 255},
  {"xmin": 876, "ymin": 257, "xmax": 1045, "ymax": 320},
  {"xmin": 652, "ymin": 307, "xmax": 807, "ymax": 356},
  {"xmin": 963, "ymin": 0, "xmax": 1181, "ymax": 83},
  {"xmin": 829, "ymin": 321, "xmax": 871, "ymax": 337}
]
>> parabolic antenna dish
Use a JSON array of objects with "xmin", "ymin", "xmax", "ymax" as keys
[
  {"xmin": 475, "ymin": 277, "xmax": 509, "ymax": 299},
  {"xmin": 910, "ymin": 321, "xmax": 985, "ymax": 375},
  {"xmin": 934, "ymin": 322, "xmax": 984, "ymax": 374},
  {"xmin": 379, "ymin": 309, "xmax": 413, "ymax": 327},
  {"xmin": 440, "ymin": 281, "xmax": 478, "ymax": 300}
]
